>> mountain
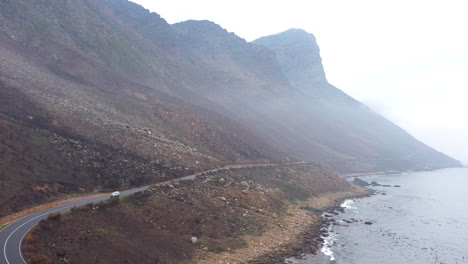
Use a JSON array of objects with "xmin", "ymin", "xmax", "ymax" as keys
[
  {"xmin": 0, "ymin": 0, "xmax": 461, "ymax": 215},
  {"xmin": 253, "ymin": 29, "xmax": 461, "ymax": 172}
]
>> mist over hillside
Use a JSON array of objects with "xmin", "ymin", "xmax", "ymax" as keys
[{"xmin": 0, "ymin": 0, "xmax": 461, "ymax": 214}]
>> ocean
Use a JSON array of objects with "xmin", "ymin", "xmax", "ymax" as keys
[{"xmin": 289, "ymin": 167, "xmax": 468, "ymax": 264}]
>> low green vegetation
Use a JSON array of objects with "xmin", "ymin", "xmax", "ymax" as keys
[
  {"xmin": 197, "ymin": 236, "xmax": 211, "ymax": 243},
  {"xmin": 121, "ymin": 195, "xmax": 138, "ymax": 205},
  {"xmin": 92, "ymin": 225, "xmax": 112, "ymax": 233}
]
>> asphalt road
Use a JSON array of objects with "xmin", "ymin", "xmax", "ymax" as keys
[{"xmin": 0, "ymin": 164, "xmax": 278, "ymax": 264}]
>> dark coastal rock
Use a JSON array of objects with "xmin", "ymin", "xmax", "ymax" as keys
[
  {"xmin": 370, "ymin": 181, "xmax": 382, "ymax": 187},
  {"xmin": 353, "ymin": 178, "xmax": 370, "ymax": 187},
  {"xmin": 336, "ymin": 207, "xmax": 345, "ymax": 213},
  {"xmin": 354, "ymin": 179, "xmax": 401, "ymax": 189},
  {"xmin": 300, "ymin": 206, "xmax": 322, "ymax": 213},
  {"xmin": 333, "ymin": 222, "xmax": 349, "ymax": 227},
  {"xmin": 393, "ymin": 185, "xmax": 401, "ymax": 187},
  {"xmin": 364, "ymin": 221, "xmax": 373, "ymax": 225}
]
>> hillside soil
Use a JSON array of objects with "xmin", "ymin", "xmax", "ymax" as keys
[{"xmin": 24, "ymin": 164, "xmax": 369, "ymax": 264}]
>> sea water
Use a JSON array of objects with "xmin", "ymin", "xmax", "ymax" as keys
[{"xmin": 289, "ymin": 167, "xmax": 468, "ymax": 264}]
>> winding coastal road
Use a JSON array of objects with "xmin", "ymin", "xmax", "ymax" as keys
[
  {"xmin": 0, "ymin": 185, "xmax": 152, "ymax": 264},
  {"xmin": 0, "ymin": 163, "xmax": 281, "ymax": 264}
]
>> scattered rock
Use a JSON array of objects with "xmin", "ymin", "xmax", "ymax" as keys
[
  {"xmin": 333, "ymin": 222, "xmax": 349, "ymax": 227},
  {"xmin": 56, "ymin": 249, "xmax": 66, "ymax": 257},
  {"xmin": 240, "ymin": 181, "xmax": 250, "ymax": 189},
  {"xmin": 191, "ymin": 237, "xmax": 198, "ymax": 244}
]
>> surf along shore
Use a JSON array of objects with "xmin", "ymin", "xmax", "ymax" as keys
[{"xmin": 197, "ymin": 187, "xmax": 369, "ymax": 264}]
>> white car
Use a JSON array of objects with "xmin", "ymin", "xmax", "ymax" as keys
[{"xmin": 110, "ymin": 191, "xmax": 120, "ymax": 198}]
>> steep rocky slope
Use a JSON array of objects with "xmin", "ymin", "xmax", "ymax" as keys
[
  {"xmin": 253, "ymin": 29, "xmax": 461, "ymax": 172},
  {"xmin": 0, "ymin": 0, "xmax": 287, "ymax": 214},
  {"xmin": 0, "ymin": 0, "xmax": 461, "ymax": 214}
]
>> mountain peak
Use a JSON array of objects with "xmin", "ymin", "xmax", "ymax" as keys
[
  {"xmin": 256, "ymin": 28, "xmax": 317, "ymax": 43},
  {"xmin": 174, "ymin": 19, "xmax": 224, "ymax": 30},
  {"xmin": 253, "ymin": 28, "xmax": 326, "ymax": 95},
  {"xmin": 280, "ymin": 28, "xmax": 314, "ymax": 36},
  {"xmin": 172, "ymin": 20, "xmax": 246, "ymax": 51},
  {"xmin": 173, "ymin": 20, "xmax": 239, "ymax": 40}
]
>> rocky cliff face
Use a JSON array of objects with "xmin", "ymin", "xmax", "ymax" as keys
[
  {"xmin": 0, "ymin": 0, "xmax": 461, "ymax": 213},
  {"xmin": 254, "ymin": 29, "xmax": 327, "ymax": 96},
  {"xmin": 253, "ymin": 29, "xmax": 461, "ymax": 172}
]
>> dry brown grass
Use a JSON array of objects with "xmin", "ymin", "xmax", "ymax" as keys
[
  {"xmin": 0, "ymin": 192, "xmax": 108, "ymax": 226},
  {"xmin": 28, "ymin": 254, "xmax": 53, "ymax": 264},
  {"xmin": 24, "ymin": 232, "xmax": 35, "ymax": 243},
  {"xmin": 0, "ymin": 201, "xmax": 59, "ymax": 226}
]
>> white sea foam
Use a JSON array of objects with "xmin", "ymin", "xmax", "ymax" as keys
[
  {"xmin": 340, "ymin": 199, "xmax": 357, "ymax": 210},
  {"xmin": 320, "ymin": 225, "xmax": 336, "ymax": 261},
  {"xmin": 317, "ymin": 200, "xmax": 357, "ymax": 262}
]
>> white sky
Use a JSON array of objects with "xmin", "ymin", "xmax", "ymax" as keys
[{"xmin": 131, "ymin": 0, "xmax": 468, "ymax": 165}]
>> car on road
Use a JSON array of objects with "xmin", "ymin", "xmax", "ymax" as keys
[{"xmin": 110, "ymin": 191, "xmax": 120, "ymax": 198}]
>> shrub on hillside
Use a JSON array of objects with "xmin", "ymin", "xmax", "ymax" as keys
[
  {"xmin": 24, "ymin": 232, "xmax": 35, "ymax": 243},
  {"xmin": 47, "ymin": 212, "xmax": 61, "ymax": 220},
  {"xmin": 23, "ymin": 244, "xmax": 38, "ymax": 255},
  {"xmin": 29, "ymin": 254, "xmax": 53, "ymax": 264},
  {"xmin": 97, "ymin": 197, "xmax": 120, "ymax": 211}
]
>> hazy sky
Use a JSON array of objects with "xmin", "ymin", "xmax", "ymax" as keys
[{"xmin": 132, "ymin": 0, "xmax": 468, "ymax": 165}]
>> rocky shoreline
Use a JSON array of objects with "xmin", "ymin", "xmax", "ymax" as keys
[{"xmin": 196, "ymin": 187, "xmax": 371, "ymax": 264}]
